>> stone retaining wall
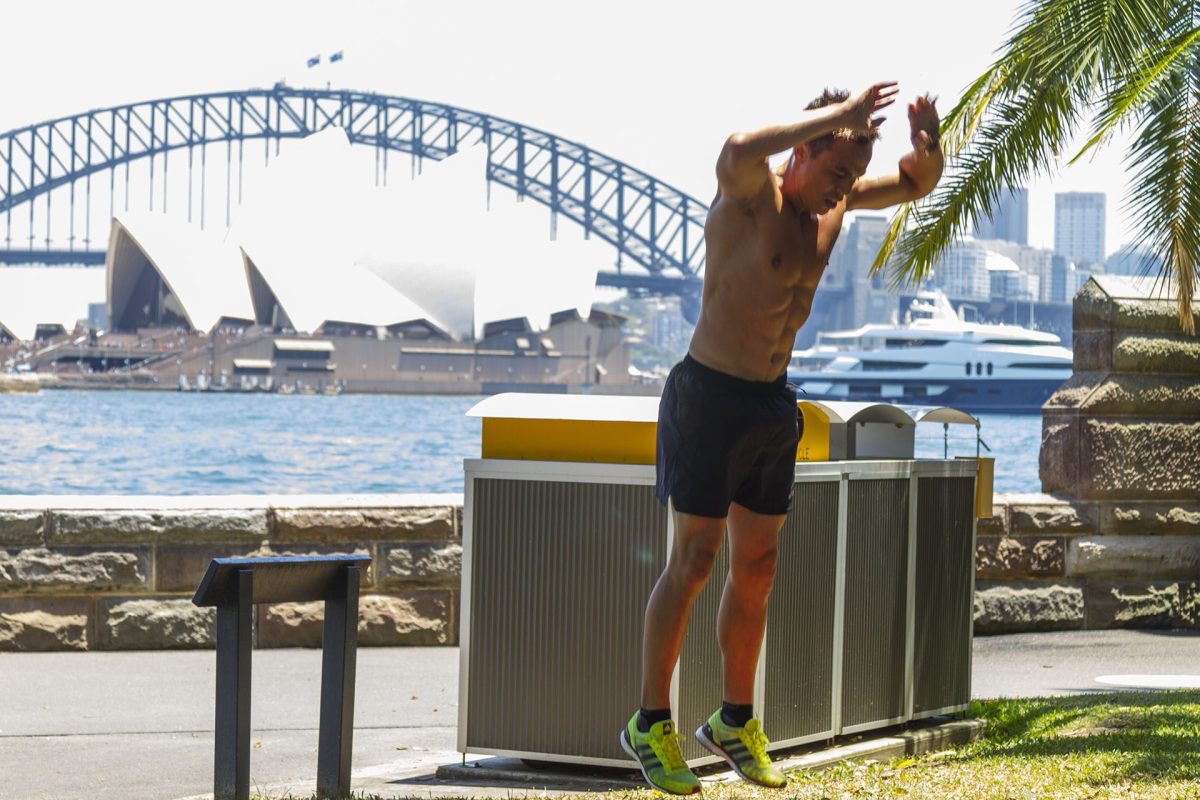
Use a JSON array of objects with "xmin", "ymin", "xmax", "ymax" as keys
[
  {"xmin": 4, "ymin": 487, "xmax": 1195, "ymax": 650},
  {"xmin": 995, "ymin": 275, "xmax": 1200, "ymax": 634},
  {"xmin": 975, "ymin": 493, "xmax": 1199, "ymax": 633},
  {"xmin": 1042, "ymin": 276, "xmax": 1200, "ymax": 502},
  {"xmin": 0, "ymin": 495, "xmax": 462, "ymax": 651}
]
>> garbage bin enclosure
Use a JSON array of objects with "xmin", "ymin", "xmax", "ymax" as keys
[{"xmin": 459, "ymin": 396, "xmax": 977, "ymax": 767}]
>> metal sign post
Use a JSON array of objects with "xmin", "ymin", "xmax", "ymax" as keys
[{"xmin": 193, "ymin": 554, "xmax": 371, "ymax": 800}]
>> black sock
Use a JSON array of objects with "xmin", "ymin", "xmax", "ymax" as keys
[
  {"xmin": 721, "ymin": 701, "xmax": 754, "ymax": 728},
  {"xmin": 638, "ymin": 707, "xmax": 672, "ymax": 732}
]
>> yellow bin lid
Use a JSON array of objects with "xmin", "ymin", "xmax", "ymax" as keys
[
  {"xmin": 468, "ymin": 393, "xmax": 834, "ymax": 465},
  {"xmin": 469, "ymin": 393, "xmax": 660, "ymax": 465}
]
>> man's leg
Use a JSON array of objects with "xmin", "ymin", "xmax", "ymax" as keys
[
  {"xmin": 641, "ymin": 507, "xmax": 727, "ymax": 709},
  {"xmin": 621, "ymin": 506, "xmax": 725, "ymax": 796},
  {"xmin": 717, "ymin": 501, "xmax": 785, "ymax": 704},
  {"xmin": 693, "ymin": 501, "xmax": 788, "ymax": 789}
]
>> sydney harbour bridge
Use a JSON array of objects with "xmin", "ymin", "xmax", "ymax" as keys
[{"xmin": 0, "ymin": 86, "xmax": 708, "ymax": 320}]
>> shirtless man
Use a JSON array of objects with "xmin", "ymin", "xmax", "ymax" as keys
[{"xmin": 619, "ymin": 83, "xmax": 943, "ymax": 794}]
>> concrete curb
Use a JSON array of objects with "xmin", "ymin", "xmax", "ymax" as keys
[
  {"xmin": 437, "ymin": 758, "xmax": 646, "ymax": 792},
  {"xmin": 770, "ymin": 718, "xmax": 983, "ymax": 774},
  {"xmin": 433, "ymin": 717, "xmax": 985, "ymax": 793}
]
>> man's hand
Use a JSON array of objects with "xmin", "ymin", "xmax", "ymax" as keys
[
  {"xmin": 842, "ymin": 82, "xmax": 899, "ymax": 134},
  {"xmin": 909, "ymin": 94, "xmax": 940, "ymax": 156},
  {"xmin": 846, "ymin": 91, "xmax": 944, "ymax": 211}
]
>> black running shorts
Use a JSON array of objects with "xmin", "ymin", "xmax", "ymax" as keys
[{"xmin": 655, "ymin": 354, "xmax": 802, "ymax": 518}]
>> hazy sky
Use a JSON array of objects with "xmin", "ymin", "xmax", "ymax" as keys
[{"xmin": 1, "ymin": 0, "xmax": 1140, "ymax": 256}]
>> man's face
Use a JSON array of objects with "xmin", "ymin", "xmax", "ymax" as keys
[{"xmin": 793, "ymin": 139, "xmax": 873, "ymax": 213}]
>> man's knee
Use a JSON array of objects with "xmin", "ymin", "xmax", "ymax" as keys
[
  {"xmin": 669, "ymin": 531, "xmax": 723, "ymax": 589},
  {"xmin": 731, "ymin": 544, "xmax": 779, "ymax": 588}
]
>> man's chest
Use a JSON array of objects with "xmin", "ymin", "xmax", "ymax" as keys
[{"xmin": 747, "ymin": 207, "xmax": 841, "ymax": 287}]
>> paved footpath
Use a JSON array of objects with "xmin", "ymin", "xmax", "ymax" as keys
[{"xmin": 0, "ymin": 630, "xmax": 1197, "ymax": 800}]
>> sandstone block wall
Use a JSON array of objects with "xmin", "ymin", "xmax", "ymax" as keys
[
  {"xmin": 0, "ymin": 495, "xmax": 462, "ymax": 651},
  {"xmin": 974, "ymin": 494, "xmax": 1200, "ymax": 633},
  {"xmin": 1017, "ymin": 276, "xmax": 1200, "ymax": 633},
  {"xmin": 4, "ymin": 487, "xmax": 1195, "ymax": 650},
  {"xmin": 1042, "ymin": 276, "xmax": 1200, "ymax": 500}
]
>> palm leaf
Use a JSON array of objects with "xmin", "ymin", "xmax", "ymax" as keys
[
  {"xmin": 875, "ymin": 0, "xmax": 1199, "ymax": 334},
  {"xmin": 1071, "ymin": 16, "xmax": 1200, "ymax": 163},
  {"xmin": 872, "ymin": 64, "xmax": 1012, "ymax": 278},
  {"xmin": 1122, "ymin": 51, "xmax": 1200, "ymax": 333},
  {"xmin": 881, "ymin": 78, "xmax": 1081, "ymax": 287}
]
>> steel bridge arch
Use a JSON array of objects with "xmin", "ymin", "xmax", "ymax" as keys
[{"xmin": 0, "ymin": 87, "xmax": 708, "ymax": 289}]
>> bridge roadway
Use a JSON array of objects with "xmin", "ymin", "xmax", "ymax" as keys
[{"xmin": 0, "ymin": 630, "xmax": 1196, "ymax": 800}]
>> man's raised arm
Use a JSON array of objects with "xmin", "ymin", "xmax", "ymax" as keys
[
  {"xmin": 847, "ymin": 93, "xmax": 943, "ymax": 210},
  {"xmin": 716, "ymin": 82, "xmax": 899, "ymax": 199}
]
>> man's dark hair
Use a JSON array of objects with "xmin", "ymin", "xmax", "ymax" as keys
[{"xmin": 805, "ymin": 88, "xmax": 879, "ymax": 156}]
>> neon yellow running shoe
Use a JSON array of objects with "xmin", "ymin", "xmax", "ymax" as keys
[
  {"xmin": 695, "ymin": 710, "xmax": 786, "ymax": 788},
  {"xmin": 620, "ymin": 712, "xmax": 702, "ymax": 795}
]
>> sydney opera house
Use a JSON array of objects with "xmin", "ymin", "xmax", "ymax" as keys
[{"xmin": 0, "ymin": 131, "xmax": 636, "ymax": 394}]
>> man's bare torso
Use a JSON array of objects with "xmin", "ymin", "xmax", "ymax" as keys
[{"xmin": 689, "ymin": 173, "xmax": 843, "ymax": 382}]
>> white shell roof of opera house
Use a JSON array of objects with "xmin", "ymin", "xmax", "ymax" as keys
[{"xmin": 7, "ymin": 128, "xmax": 614, "ymax": 343}]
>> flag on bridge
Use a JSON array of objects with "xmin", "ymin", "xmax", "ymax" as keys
[
  {"xmin": 330, "ymin": 51, "xmax": 344, "ymax": 63},
  {"xmin": 307, "ymin": 54, "xmax": 320, "ymax": 67}
]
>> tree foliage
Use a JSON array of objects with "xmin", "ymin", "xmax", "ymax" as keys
[{"xmin": 876, "ymin": 0, "xmax": 1200, "ymax": 334}]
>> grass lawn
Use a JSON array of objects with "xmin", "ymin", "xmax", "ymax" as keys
[
  {"xmin": 254, "ymin": 690, "xmax": 1200, "ymax": 799},
  {"xmin": 779, "ymin": 690, "xmax": 1200, "ymax": 799}
]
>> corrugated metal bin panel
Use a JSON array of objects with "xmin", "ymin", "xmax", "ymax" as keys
[
  {"xmin": 912, "ymin": 476, "xmax": 976, "ymax": 715},
  {"xmin": 465, "ymin": 478, "xmax": 666, "ymax": 759},
  {"xmin": 765, "ymin": 479, "xmax": 840, "ymax": 743},
  {"xmin": 677, "ymin": 534, "xmax": 729, "ymax": 762},
  {"xmin": 841, "ymin": 478, "xmax": 909, "ymax": 730}
]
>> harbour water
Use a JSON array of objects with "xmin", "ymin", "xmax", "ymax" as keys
[{"xmin": 0, "ymin": 391, "xmax": 1042, "ymax": 496}]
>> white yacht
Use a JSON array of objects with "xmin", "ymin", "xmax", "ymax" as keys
[{"xmin": 789, "ymin": 291, "xmax": 1072, "ymax": 413}]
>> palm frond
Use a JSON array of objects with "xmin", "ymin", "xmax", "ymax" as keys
[
  {"xmin": 1071, "ymin": 19, "xmax": 1200, "ymax": 163},
  {"xmin": 939, "ymin": 65, "xmax": 1011, "ymax": 159},
  {"xmin": 1122, "ymin": 52, "xmax": 1200, "ymax": 333},
  {"xmin": 1015, "ymin": 0, "xmax": 1172, "ymax": 82},
  {"xmin": 874, "ymin": 0, "xmax": 1126, "ymax": 282},
  {"xmin": 875, "ymin": 0, "xmax": 1200, "ymax": 334},
  {"xmin": 872, "ymin": 61, "xmax": 1014, "ymax": 278},
  {"xmin": 873, "ymin": 64, "xmax": 1011, "ymax": 278},
  {"xmin": 878, "ymin": 78, "xmax": 1081, "ymax": 287}
]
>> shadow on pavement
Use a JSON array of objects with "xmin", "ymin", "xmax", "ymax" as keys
[{"xmin": 407, "ymin": 756, "xmax": 645, "ymax": 793}]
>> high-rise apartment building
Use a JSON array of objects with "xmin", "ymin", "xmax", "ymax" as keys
[
  {"xmin": 976, "ymin": 187, "xmax": 1029, "ymax": 245},
  {"xmin": 1054, "ymin": 192, "xmax": 1106, "ymax": 266},
  {"xmin": 845, "ymin": 215, "xmax": 896, "ymax": 325},
  {"xmin": 936, "ymin": 239, "xmax": 992, "ymax": 300},
  {"xmin": 1049, "ymin": 255, "xmax": 1071, "ymax": 303},
  {"xmin": 799, "ymin": 215, "xmax": 894, "ymax": 344}
]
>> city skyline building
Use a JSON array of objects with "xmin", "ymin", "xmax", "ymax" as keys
[
  {"xmin": 844, "ymin": 215, "xmax": 896, "ymax": 326},
  {"xmin": 1049, "ymin": 255, "xmax": 1071, "ymax": 304},
  {"xmin": 934, "ymin": 239, "xmax": 992, "ymax": 300},
  {"xmin": 989, "ymin": 264, "xmax": 1040, "ymax": 302},
  {"xmin": 1106, "ymin": 244, "xmax": 1162, "ymax": 277},
  {"xmin": 975, "ymin": 186, "xmax": 1029, "ymax": 245},
  {"xmin": 980, "ymin": 238, "xmax": 1056, "ymax": 303},
  {"xmin": 1054, "ymin": 192, "xmax": 1107, "ymax": 266}
]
